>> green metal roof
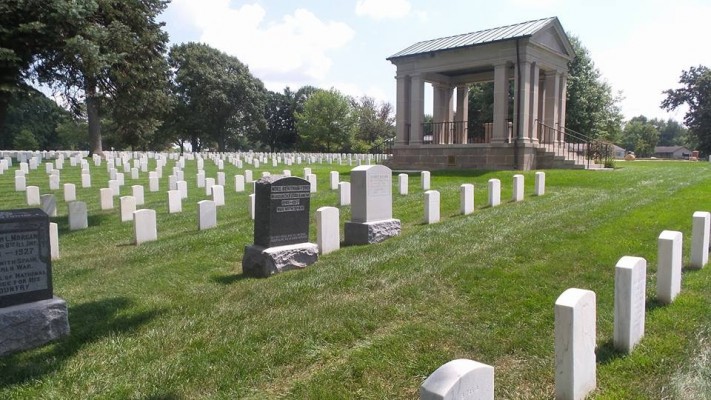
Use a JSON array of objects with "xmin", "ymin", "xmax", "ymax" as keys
[{"xmin": 387, "ymin": 17, "xmax": 558, "ymax": 60}]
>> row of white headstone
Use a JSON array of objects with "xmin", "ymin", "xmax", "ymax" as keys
[{"xmin": 418, "ymin": 210, "xmax": 710, "ymax": 400}]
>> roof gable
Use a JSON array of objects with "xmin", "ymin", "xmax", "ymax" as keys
[{"xmin": 387, "ymin": 17, "xmax": 572, "ymax": 61}]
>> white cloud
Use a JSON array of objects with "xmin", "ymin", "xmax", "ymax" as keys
[
  {"xmin": 169, "ymin": 1, "xmax": 354, "ymax": 82},
  {"xmin": 355, "ymin": 0, "xmax": 412, "ymax": 20},
  {"xmin": 593, "ymin": 3, "xmax": 711, "ymax": 121}
]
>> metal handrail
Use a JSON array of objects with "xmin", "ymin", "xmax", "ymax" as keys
[{"xmin": 536, "ymin": 120, "xmax": 615, "ymax": 168}]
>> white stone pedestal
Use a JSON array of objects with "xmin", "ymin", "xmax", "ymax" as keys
[
  {"xmin": 344, "ymin": 219, "xmax": 401, "ymax": 245},
  {"xmin": 242, "ymin": 243, "xmax": 318, "ymax": 277},
  {"xmin": 0, "ymin": 297, "xmax": 70, "ymax": 356}
]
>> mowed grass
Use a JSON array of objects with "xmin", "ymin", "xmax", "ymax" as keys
[{"xmin": 0, "ymin": 158, "xmax": 709, "ymax": 399}]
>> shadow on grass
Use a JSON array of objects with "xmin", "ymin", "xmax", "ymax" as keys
[
  {"xmin": 211, "ymin": 273, "xmax": 252, "ymax": 285},
  {"xmin": 646, "ymin": 298, "xmax": 666, "ymax": 313},
  {"xmin": 0, "ymin": 296, "xmax": 163, "ymax": 387},
  {"xmin": 597, "ymin": 339, "xmax": 624, "ymax": 365}
]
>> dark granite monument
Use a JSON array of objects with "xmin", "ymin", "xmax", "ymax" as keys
[
  {"xmin": 0, "ymin": 208, "xmax": 69, "ymax": 356},
  {"xmin": 254, "ymin": 176, "xmax": 311, "ymax": 247},
  {"xmin": 242, "ymin": 176, "xmax": 318, "ymax": 277}
]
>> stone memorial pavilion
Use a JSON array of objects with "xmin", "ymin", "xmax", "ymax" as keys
[{"xmin": 387, "ymin": 17, "xmax": 589, "ymax": 170}]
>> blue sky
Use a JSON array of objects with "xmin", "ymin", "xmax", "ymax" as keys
[{"xmin": 160, "ymin": 0, "xmax": 711, "ymax": 122}]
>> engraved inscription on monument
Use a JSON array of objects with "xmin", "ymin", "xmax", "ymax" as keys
[
  {"xmin": 369, "ymin": 173, "xmax": 391, "ymax": 197},
  {"xmin": 0, "ymin": 209, "xmax": 53, "ymax": 307},
  {"xmin": 254, "ymin": 176, "xmax": 311, "ymax": 248}
]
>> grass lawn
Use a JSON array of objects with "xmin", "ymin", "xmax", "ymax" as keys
[{"xmin": 0, "ymin": 157, "xmax": 709, "ymax": 399}]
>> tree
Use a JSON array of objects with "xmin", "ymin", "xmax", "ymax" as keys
[
  {"xmin": 167, "ymin": 43, "xmax": 266, "ymax": 152},
  {"xmin": 566, "ymin": 36, "xmax": 623, "ymax": 141},
  {"xmin": 620, "ymin": 116, "xmax": 659, "ymax": 157},
  {"xmin": 34, "ymin": 0, "xmax": 171, "ymax": 156},
  {"xmin": 662, "ymin": 66, "xmax": 711, "ymax": 154},
  {"xmin": 650, "ymin": 118, "xmax": 688, "ymax": 147},
  {"xmin": 3, "ymin": 85, "xmax": 70, "ymax": 149},
  {"xmin": 351, "ymin": 96, "xmax": 395, "ymax": 153},
  {"xmin": 0, "ymin": 0, "xmax": 88, "ymax": 138},
  {"xmin": 296, "ymin": 88, "xmax": 354, "ymax": 152}
]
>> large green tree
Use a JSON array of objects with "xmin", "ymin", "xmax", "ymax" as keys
[
  {"xmin": 621, "ymin": 116, "xmax": 660, "ymax": 157},
  {"xmin": 296, "ymin": 88, "xmax": 354, "ymax": 153},
  {"xmin": 167, "ymin": 43, "xmax": 266, "ymax": 152},
  {"xmin": 3, "ymin": 85, "xmax": 69, "ymax": 149},
  {"xmin": 262, "ymin": 86, "xmax": 317, "ymax": 151},
  {"xmin": 351, "ymin": 96, "xmax": 395, "ymax": 153},
  {"xmin": 33, "ymin": 0, "xmax": 171, "ymax": 156},
  {"xmin": 0, "ymin": 0, "xmax": 89, "ymax": 138},
  {"xmin": 662, "ymin": 66, "xmax": 711, "ymax": 154},
  {"xmin": 566, "ymin": 35, "xmax": 623, "ymax": 141}
]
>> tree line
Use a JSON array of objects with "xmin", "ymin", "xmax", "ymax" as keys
[{"xmin": 2, "ymin": 1, "xmax": 709, "ymax": 156}]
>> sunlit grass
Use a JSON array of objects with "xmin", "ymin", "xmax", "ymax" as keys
[{"xmin": 0, "ymin": 158, "xmax": 709, "ymax": 399}]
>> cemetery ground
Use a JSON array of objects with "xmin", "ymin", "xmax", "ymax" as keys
[{"xmin": 0, "ymin": 160, "xmax": 710, "ymax": 399}]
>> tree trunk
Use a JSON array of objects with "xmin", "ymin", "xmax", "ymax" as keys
[{"xmin": 86, "ymin": 80, "xmax": 103, "ymax": 157}]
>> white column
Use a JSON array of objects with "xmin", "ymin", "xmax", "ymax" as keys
[
  {"xmin": 456, "ymin": 85, "xmax": 469, "ymax": 144},
  {"xmin": 558, "ymin": 73, "xmax": 568, "ymax": 142},
  {"xmin": 492, "ymin": 63, "xmax": 509, "ymax": 143},
  {"xmin": 396, "ymin": 75, "xmax": 411, "ymax": 145},
  {"xmin": 410, "ymin": 74, "xmax": 425, "ymax": 145},
  {"xmin": 529, "ymin": 63, "xmax": 540, "ymax": 143},
  {"xmin": 515, "ymin": 61, "xmax": 532, "ymax": 142},
  {"xmin": 544, "ymin": 71, "xmax": 560, "ymax": 144}
]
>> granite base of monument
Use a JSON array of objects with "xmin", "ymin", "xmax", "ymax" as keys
[
  {"xmin": 344, "ymin": 219, "xmax": 401, "ymax": 245},
  {"xmin": 0, "ymin": 296, "xmax": 69, "ymax": 356},
  {"xmin": 242, "ymin": 243, "xmax": 318, "ymax": 278}
]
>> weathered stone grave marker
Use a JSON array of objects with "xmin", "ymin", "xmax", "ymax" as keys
[
  {"xmin": 460, "ymin": 184, "xmax": 474, "ymax": 215},
  {"xmin": 242, "ymin": 176, "xmax": 318, "ymax": 277},
  {"xmin": 344, "ymin": 165, "xmax": 400, "ymax": 245},
  {"xmin": 535, "ymin": 171, "xmax": 545, "ymax": 196},
  {"xmin": 614, "ymin": 256, "xmax": 646, "ymax": 353},
  {"xmin": 0, "ymin": 209, "xmax": 70, "ymax": 356},
  {"xmin": 316, "ymin": 206, "xmax": 340, "ymax": 255},
  {"xmin": 555, "ymin": 288, "xmax": 596, "ymax": 400},
  {"xmin": 657, "ymin": 230, "xmax": 682, "ymax": 304},
  {"xmin": 420, "ymin": 358, "xmax": 494, "ymax": 400},
  {"xmin": 487, "ymin": 179, "xmax": 501, "ymax": 207},
  {"xmin": 512, "ymin": 174, "xmax": 524, "ymax": 202},
  {"xmin": 424, "ymin": 190, "xmax": 440, "ymax": 224},
  {"xmin": 690, "ymin": 211, "xmax": 710, "ymax": 269}
]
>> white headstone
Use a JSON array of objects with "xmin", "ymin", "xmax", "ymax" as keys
[
  {"xmin": 420, "ymin": 359, "xmax": 494, "ymax": 400},
  {"xmin": 168, "ymin": 190, "xmax": 182, "ymax": 213},
  {"xmin": 116, "ymin": 172, "xmax": 124, "ymax": 186},
  {"xmin": 149, "ymin": 176, "xmax": 159, "ymax": 192},
  {"xmin": 168, "ymin": 175, "xmax": 177, "ymax": 191},
  {"xmin": 100, "ymin": 188, "xmax": 114, "ymax": 210},
  {"xmin": 212, "ymin": 185, "xmax": 225, "ymax": 206},
  {"xmin": 316, "ymin": 206, "xmax": 340, "ymax": 255},
  {"xmin": 690, "ymin": 211, "xmax": 710, "ymax": 269},
  {"xmin": 535, "ymin": 171, "xmax": 545, "ymax": 196},
  {"xmin": 421, "ymin": 171, "xmax": 431, "ymax": 191},
  {"xmin": 398, "ymin": 173, "xmax": 409, "ymax": 195},
  {"xmin": 120, "ymin": 196, "xmax": 137, "ymax": 222},
  {"xmin": 614, "ymin": 256, "xmax": 646, "ymax": 353},
  {"xmin": 283, "ymin": 169, "xmax": 291, "ymax": 177},
  {"xmin": 81, "ymin": 173, "xmax": 91, "ymax": 188},
  {"xmin": 657, "ymin": 230, "xmax": 682, "ymax": 304},
  {"xmin": 261, "ymin": 171, "xmax": 271, "ymax": 178},
  {"xmin": 205, "ymin": 178, "xmax": 215, "ymax": 195},
  {"xmin": 177, "ymin": 180, "xmax": 188, "ymax": 199},
  {"xmin": 249, "ymin": 193, "xmax": 255, "ymax": 220},
  {"xmin": 555, "ymin": 288, "xmax": 596, "ymax": 400},
  {"xmin": 26, "ymin": 186, "xmax": 40, "ymax": 206},
  {"xmin": 68, "ymin": 201, "xmax": 88, "ymax": 230},
  {"xmin": 424, "ymin": 190, "xmax": 440, "ymax": 224},
  {"xmin": 304, "ymin": 167, "xmax": 311, "ymax": 178},
  {"xmin": 63, "ymin": 183, "xmax": 76, "ymax": 202},
  {"xmin": 235, "ymin": 175, "xmax": 245, "ymax": 192},
  {"xmin": 197, "ymin": 200, "xmax": 217, "ymax": 230},
  {"xmin": 108, "ymin": 180, "xmax": 120, "ymax": 197},
  {"xmin": 133, "ymin": 209, "xmax": 157, "ymax": 245},
  {"xmin": 196, "ymin": 170, "xmax": 205, "ymax": 188},
  {"xmin": 15, "ymin": 175, "xmax": 26, "ymax": 191},
  {"xmin": 339, "ymin": 182, "xmax": 351, "ymax": 206},
  {"xmin": 329, "ymin": 171, "xmax": 339, "ymax": 190},
  {"xmin": 217, "ymin": 171, "xmax": 225, "ymax": 187},
  {"xmin": 49, "ymin": 222, "xmax": 59, "ymax": 260},
  {"xmin": 351, "ymin": 165, "xmax": 393, "ymax": 223},
  {"xmin": 132, "ymin": 185, "xmax": 145, "ymax": 205},
  {"xmin": 307, "ymin": 173, "xmax": 317, "ymax": 193},
  {"xmin": 512, "ymin": 174, "xmax": 524, "ymax": 202},
  {"xmin": 40, "ymin": 194, "xmax": 57, "ymax": 217},
  {"xmin": 245, "ymin": 170, "xmax": 253, "ymax": 183},
  {"xmin": 460, "ymin": 184, "xmax": 474, "ymax": 215},
  {"xmin": 49, "ymin": 174, "xmax": 60, "ymax": 191},
  {"xmin": 487, "ymin": 179, "xmax": 500, "ymax": 207}
]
